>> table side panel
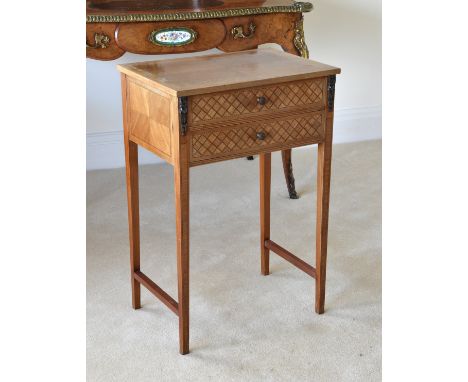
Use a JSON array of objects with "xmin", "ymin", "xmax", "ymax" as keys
[{"xmin": 127, "ymin": 80, "xmax": 173, "ymax": 162}]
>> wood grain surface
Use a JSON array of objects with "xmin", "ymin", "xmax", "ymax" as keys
[
  {"xmin": 116, "ymin": 20, "xmax": 226, "ymax": 54},
  {"xmin": 121, "ymin": 74, "xmax": 141, "ymax": 310},
  {"xmin": 172, "ymin": 96, "xmax": 191, "ymax": 355},
  {"xmin": 189, "ymin": 110, "xmax": 326, "ymax": 165},
  {"xmin": 117, "ymin": 49, "xmax": 340, "ymax": 96},
  {"xmin": 260, "ymin": 153, "xmax": 271, "ymax": 275},
  {"xmin": 188, "ymin": 77, "xmax": 325, "ymax": 125},
  {"xmin": 127, "ymin": 79, "xmax": 173, "ymax": 163},
  {"xmin": 86, "ymin": 23, "xmax": 125, "ymax": 60},
  {"xmin": 315, "ymin": 101, "xmax": 334, "ymax": 314},
  {"xmin": 218, "ymin": 13, "xmax": 299, "ymax": 53}
]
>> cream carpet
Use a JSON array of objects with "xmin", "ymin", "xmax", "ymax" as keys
[{"xmin": 87, "ymin": 140, "xmax": 381, "ymax": 381}]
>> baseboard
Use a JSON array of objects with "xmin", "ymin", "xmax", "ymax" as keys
[
  {"xmin": 87, "ymin": 105, "xmax": 381, "ymax": 170},
  {"xmin": 87, "ymin": 132, "xmax": 162, "ymax": 170},
  {"xmin": 333, "ymin": 105, "xmax": 382, "ymax": 144}
]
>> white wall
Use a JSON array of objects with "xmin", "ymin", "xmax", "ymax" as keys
[
  {"xmin": 87, "ymin": 0, "xmax": 381, "ymax": 170},
  {"xmin": 306, "ymin": 0, "xmax": 381, "ymax": 108}
]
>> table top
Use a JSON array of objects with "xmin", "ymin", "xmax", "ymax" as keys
[
  {"xmin": 117, "ymin": 49, "xmax": 340, "ymax": 97},
  {"xmin": 86, "ymin": 0, "xmax": 313, "ymax": 22}
]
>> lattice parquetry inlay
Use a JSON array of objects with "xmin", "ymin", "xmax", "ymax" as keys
[
  {"xmin": 190, "ymin": 79, "xmax": 324, "ymax": 123},
  {"xmin": 191, "ymin": 113, "xmax": 324, "ymax": 160}
]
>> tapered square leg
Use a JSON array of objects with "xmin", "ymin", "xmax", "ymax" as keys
[
  {"xmin": 122, "ymin": 74, "xmax": 141, "ymax": 310},
  {"xmin": 315, "ymin": 114, "xmax": 334, "ymax": 314},
  {"xmin": 174, "ymin": 142, "xmax": 190, "ymax": 355},
  {"xmin": 259, "ymin": 153, "xmax": 271, "ymax": 276},
  {"xmin": 124, "ymin": 140, "xmax": 141, "ymax": 309}
]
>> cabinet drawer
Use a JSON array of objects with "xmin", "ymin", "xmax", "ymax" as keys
[
  {"xmin": 115, "ymin": 20, "xmax": 226, "ymax": 54},
  {"xmin": 189, "ymin": 78, "xmax": 326, "ymax": 125},
  {"xmin": 218, "ymin": 13, "xmax": 300, "ymax": 54},
  {"xmin": 190, "ymin": 111, "xmax": 326, "ymax": 165}
]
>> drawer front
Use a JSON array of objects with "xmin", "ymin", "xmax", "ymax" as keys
[
  {"xmin": 86, "ymin": 23, "xmax": 124, "ymax": 60},
  {"xmin": 189, "ymin": 78, "xmax": 326, "ymax": 124},
  {"xmin": 115, "ymin": 20, "xmax": 226, "ymax": 54},
  {"xmin": 190, "ymin": 111, "xmax": 325, "ymax": 164},
  {"xmin": 218, "ymin": 13, "xmax": 299, "ymax": 54}
]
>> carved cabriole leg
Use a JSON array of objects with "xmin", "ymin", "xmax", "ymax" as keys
[
  {"xmin": 315, "ymin": 75, "xmax": 336, "ymax": 314},
  {"xmin": 293, "ymin": 16, "xmax": 309, "ymax": 59},
  {"xmin": 279, "ymin": 15, "xmax": 310, "ymax": 199},
  {"xmin": 281, "ymin": 150, "xmax": 299, "ymax": 199},
  {"xmin": 217, "ymin": 13, "xmax": 308, "ymax": 198},
  {"xmin": 175, "ymin": 97, "xmax": 190, "ymax": 355},
  {"xmin": 121, "ymin": 74, "xmax": 141, "ymax": 310},
  {"xmin": 217, "ymin": 13, "xmax": 306, "ymax": 198}
]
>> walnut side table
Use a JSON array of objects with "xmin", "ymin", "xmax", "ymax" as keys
[{"xmin": 118, "ymin": 49, "xmax": 340, "ymax": 354}]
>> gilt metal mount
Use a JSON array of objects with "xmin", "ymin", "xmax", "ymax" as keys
[
  {"xmin": 86, "ymin": 33, "xmax": 110, "ymax": 49},
  {"xmin": 178, "ymin": 97, "xmax": 188, "ymax": 136},
  {"xmin": 87, "ymin": 3, "xmax": 313, "ymax": 23},
  {"xmin": 293, "ymin": 17, "xmax": 309, "ymax": 59},
  {"xmin": 327, "ymin": 75, "xmax": 336, "ymax": 112},
  {"xmin": 232, "ymin": 22, "xmax": 256, "ymax": 39}
]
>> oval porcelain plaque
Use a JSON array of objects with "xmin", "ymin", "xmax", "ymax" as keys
[{"xmin": 149, "ymin": 27, "xmax": 197, "ymax": 47}]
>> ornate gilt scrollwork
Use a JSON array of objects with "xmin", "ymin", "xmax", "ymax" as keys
[
  {"xmin": 293, "ymin": 17, "xmax": 309, "ymax": 59},
  {"xmin": 231, "ymin": 22, "xmax": 256, "ymax": 39},
  {"xmin": 86, "ymin": 33, "xmax": 110, "ymax": 49}
]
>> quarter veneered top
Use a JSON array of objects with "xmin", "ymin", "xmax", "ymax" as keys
[{"xmin": 117, "ymin": 49, "xmax": 341, "ymax": 96}]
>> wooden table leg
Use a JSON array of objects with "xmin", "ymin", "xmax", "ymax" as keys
[
  {"xmin": 315, "ymin": 113, "xmax": 334, "ymax": 314},
  {"xmin": 122, "ymin": 74, "xmax": 141, "ymax": 310},
  {"xmin": 260, "ymin": 153, "xmax": 271, "ymax": 276},
  {"xmin": 174, "ymin": 143, "xmax": 190, "ymax": 355},
  {"xmin": 124, "ymin": 140, "xmax": 141, "ymax": 310}
]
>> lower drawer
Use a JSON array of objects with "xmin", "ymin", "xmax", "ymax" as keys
[{"xmin": 189, "ymin": 111, "xmax": 326, "ymax": 165}]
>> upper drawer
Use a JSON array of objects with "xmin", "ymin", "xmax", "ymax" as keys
[
  {"xmin": 115, "ymin": 20, "xmax": 226, "ymax": 54},
  {"xmin": 189, "ymin": 78, "xmax": 326, "ymax": 125}
]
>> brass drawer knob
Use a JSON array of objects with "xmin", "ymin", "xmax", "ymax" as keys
[
  {"xmin": 256, "ymin": 131, "xmax": 266, "ymax": 140},
  {"xmin": 257, "ymin": 96, "xmax": 267, "ymax": 106}
]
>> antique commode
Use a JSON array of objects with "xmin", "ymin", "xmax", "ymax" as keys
[
  {"xmin": 87, "ymin": 0, "xmax": 313, "ymax": 199},
  {"xmin": 118, "ymin": 49, "xmax": 340, "ymax": 354}
]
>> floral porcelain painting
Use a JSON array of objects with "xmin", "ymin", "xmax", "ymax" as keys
[{"xmin": 150, "ymin": 27, "xmax": 198, "ymax": 46}]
